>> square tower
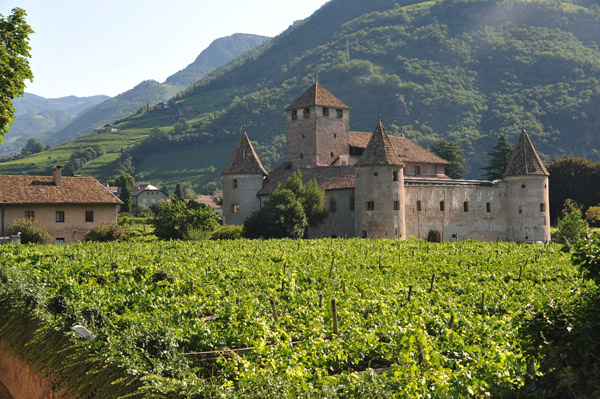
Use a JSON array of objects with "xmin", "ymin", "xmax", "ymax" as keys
[{"xmin": 285, "ymin": 83, "xmax": 351, "ymax": 168}]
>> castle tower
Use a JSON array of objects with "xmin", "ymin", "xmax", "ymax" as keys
[
  {"xmin": 503, "ymin": 128, "xmax": 550, "ymax": 243},
  {"xmin": 285, "ymin": 82, "xmax": 351, "ymax": 168},
  {"xmin": 222, "ymin": 131, "xmax": 267, "ymax": 225},
  {"xmin": 354, "ymin": 121, "xmax": 406, "ymax": 239}
]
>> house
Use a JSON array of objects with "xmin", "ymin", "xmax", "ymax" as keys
[
  {"xmin": 222, "ymin": 83, "xmax": 550, "ymax": 243},
  {"xmin": 94, "ymin": 124, "xmax": 123, "ymax": 133},
  {"xmin": 195, "ymin": 194, "xmax": 223, "ymax": 215},
  {"xmin": 0, "ymin": 166, "xmax": 122, "ymax": 243},
  {"xmin": 131, "ymin": 184, "xmax": 169, "ymax": 214}
]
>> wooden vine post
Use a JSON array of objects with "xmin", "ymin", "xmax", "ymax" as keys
[
  {"xmin": 270, "ymin": 299, "xmax": 279, "ymax": 324},
  {"xmin": 407, "ymin": 285, "xmax": 413, "ymax": 302},
  {"xmin": 331, "ymin": 299, "xmax": 338, "ymax": 335}
]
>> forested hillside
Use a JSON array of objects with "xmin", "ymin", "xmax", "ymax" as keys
[{"xmin": 2, "ymin": 0, "xmax": 598, "ymax": 191}]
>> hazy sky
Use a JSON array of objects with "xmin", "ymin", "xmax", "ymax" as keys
[{"xmin": 0, "ymin": 0, "xmax": 330, "ymax": 99}]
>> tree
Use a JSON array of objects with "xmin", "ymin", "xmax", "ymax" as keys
[
  {"xmin": 556, "ymin": 199, "xmax": 588, "ymax": 244},
  {"xmin": 429, "ymin": 139, "xmax": 467, "ymax": 179},
  {"xmin": 115, "ymin": 173, "xmax": 135, "ymax": 214},
  {"xmin": 172, "ymin": 183, "xmax": 184, "ymax": 202},
  {"xmin": 0, "ymin": 8, "xmax": 33, "ymax": 140},
  {"xmin": 21, "ymin": 137, "xmax": 45, "ymax": 156},
  {"xmin": 8, "ymin": 217, "xmax": 51, "ymax": 244},
  {"xmin": 152, "ymin": 200, "xmax": 221, "ymax": 240},
  {"xmin": 482, "ymin": 134, "xmax": 513, "ymax": 180},
  {"xmin": 284, "ymin": 171, "xmax": 327, "ymax": 228},
  {"xmin": 85, "ymin": 222, "xmax": 128, "ymax": 242}
]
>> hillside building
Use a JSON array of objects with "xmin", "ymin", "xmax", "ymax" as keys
[{"xmin": 222, "ymin": 83, "xmax": 550, "ymax": 243}]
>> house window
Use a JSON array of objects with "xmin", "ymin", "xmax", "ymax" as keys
[
  {"xmin": 440, "ymin": 201, "xmax": 445, "ymax": 211},
  {"xmin": 336, "ymin": 109, "xmax": 343, "ymax": 118},
  {"xmin": 393, "ymin": 171, "xmax": 398, "ymax": 181},
  {"xmin": 394, "ymin": 200, "xmax": 399, "ymax": 210},
  {"xmin": 25, "ymin": 211, "xmax": 34, "ymax": 219},
  {"xmin": 56, "ymin": 211, "xmax": 65, "ymax": 223},
  {"xmin": 416, "ymin": 201, "xmax": 422, "ymax": 212},
  {"xmin": 233, "ymin": 179, "xmax": 238, "ymax": 189},
  {"xmin": 366, "ymin": 201, "xmax": 375, "ymax": 211},
  {"xmin": 303, "ymin": 107, "xmax": 310, "ymax": 117},
  {"xmin": 85, "ymin": 211, "xmax": 94, "ymax": 222},
  {"xmin": 486, "ymin": 202, "xmax": 491, "ymax": 213},
  {"xmin": 540, "ymin": 203, "xmax": 546, "ymax": 212},
  {"xmin": 350, "ymin": 197, "xmax": 355, "ymax": 211},
  {"xmin": 463, "ymin": 201, "xmax": 469, "ymax": 212},
  {"xmin": 322, "ymin": 107, "xmax": 329, "ymax": 116},
  {"xmin": 291, "ymin": 110, "xmax": 298, "ymax": 120},
  {"xmin": 55, "ymin": 238, "xmax": 65, "ymax": 244},
  {"xmin": 330, "ymin": 199, "xmax": 337, "ymax": 212},
  {"xmin": 414, "ymin": 166, "xmax": 421, "ymax": 175},
  {"xmin": 232, "ymin": 204, "xmax": 240, "ymax": 213}
]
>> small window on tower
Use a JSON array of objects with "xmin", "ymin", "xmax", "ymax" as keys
[
  {"xmin": 366, "ymin": 201, "xmax": 375, "ymax": 211},
  {"xmin": 330, "ymin": 152, "xmax": 334, "ymax": 158},
  {"xmin": 292, "ymin": 110, "xmax": 298, "ymax": 120},
  {"xmin": 299, "ymin": 153, "xmax": 304, "ymax": 159},
  {"xmin": 486, "ymin": 202, "xmax": 491, "ymax": 213},
  {"xmin": 417, "ymin": 201, "xmax": 422, "ymax": 212},
  {"xmin": 336, "ymin": 109, "xmax": 343, "ymax": 118},
  {"xmin": 233, "ymin": 179, "xmax": 238, "ymax": 189},
  {"xmin": 540, "ymin": 203, "xmax": 546, "ymax": 212},
  {"xmin": 440, "ymin": 201, "xmax": 445, "ymax": 211},
  {"xmin": 394, "ymin": 200, "xmax": 399, "ymax": 210},
  {"xmin": 463, "ymin": 201, "xmax": 469, "ymax": 212},
  {"xmin": 330, "ymin": 199, "xmax": 337, "ymax": 212},
  {"xmin": 232, "ymin": 204, "xmax": 240, "ymax": 213},
  {"xmin": 322, "ymin": 107, "xmax": 329, "ymax": 116},
  {"xmin": 303, "ymin": 107, "xmax": 310, "ymax": 117},
  {"xmin": 393, "ymin": 171, "xmax": 398, "ymax": 181}
]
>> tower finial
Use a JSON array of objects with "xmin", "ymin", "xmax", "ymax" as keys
[
  {"xmin": 378, "ymin": 113, "xmax": 382, "ymax": 123},
  {"xmin": 316, "ymin": 73, "xmax": 319, "ymax": 84},
  {"xmin": 522, "ymin": 121, "xmax": 525, "ymax": 132}
]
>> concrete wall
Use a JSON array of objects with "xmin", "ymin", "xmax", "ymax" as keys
[
  {"xmin": 2, "ymin": 204, "xmax": 118, "ymax": 243},
  {"xmin": 222, "ymin": 174, "xmax": 264, "ymax": 225},
  {"xmin": 309, "ymin": 189, "xmax": 356, "ymax": 238},
  {"xmin": 504, "ymin": 176, "xmax": 551, "ymax": 243},
  {"xmin": 404, "ymin": 183, "xmax": 509, "ymax": 241}
]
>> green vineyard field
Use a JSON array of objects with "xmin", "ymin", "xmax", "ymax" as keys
[{"xmin": 0, "ymin": 239, "xmax": 587, "ymax": 398}]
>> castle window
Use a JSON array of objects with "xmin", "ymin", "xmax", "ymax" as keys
[
  {"xmin": 336, "ymin": 109, "xmax": 343, "ymax": 118},
  {"xmin": 463, "ymin": 201, "xmax": 469, "ymax": 212},
  {"xmin": 330, "ymin": 199, "xmax": 337, "ymax": 212},
  {"xmin": 303, "ymin": 107, "xmax": 310, "ymax": 117},
  {"xmin": 25, "ymin": 211, "xmax": 34, "ymax": 219},
  {"xmin": 334, "ymin": 133, "xmax": 337, "ymax": 138},
  {"xmin": 350, "ymin": 197, "xmax": 355, "ymax": 211},
  {"xmin": 85, "ymin": 211, "xmax": 94, "ymax": 222},
  {"xmin": 486, "ymin": 202, "xmax": 491, "ymax": 213},
  {"xmin": 393, "ymin": 171, "xmax": 398, "ymax": 181},
  {"xmin": 299, "ymin": 153, "xmax": 304, "ymax": 159},
  {"xmin": 367, "ymin": 201, "xmax": 375, "ymax": 211},
  {"xmin": 414, "ymin": 166, "xmax": 421, "ymax": 175},
  {"xmin": 302, "ymin": 134, "xmax": 305, "ymax": 138},
  {"xmin": 56, "ymin": 211, "xmax": 65, "ymax": 223},
  {"xmin": 373, "ymin": 172, "xmax": 378, "ymax": 177},
  {"xmin": 322, "ymin": 107, "xmax": 329, "ymax": 116},
  {"xmin": 232, "ymin": 204, "xmax": 240, "ymax": 213},
  {"xmin": 330, "ymin": 152, "xmax": 334, "ymax": 158},
  {"xmin": 416, "ymin": 201, "xmax": 422, "ymax": 212},
  {"xmin": 233, "ymin": 179, "xmax": 238, "ymax": 189},
  {"xmin": 540, "ymin": 203, "xmax": 546, "ymax": 212},
  {"xmin": 394, "ymin": 200, "xmax": 399, "ymax": 210},
  {"xmin": 292, "ymin": 110, "xmax": 298, "ymax": 120},
  {"xmin": 440, "ymin": 201, "xmax": 445, "ymax": 211}
]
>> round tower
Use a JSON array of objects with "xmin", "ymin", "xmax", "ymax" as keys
[
  {"xmin": 354, "ymin": 121, "xmax": 406, "ymax": 239},
  {"xmin": 222, "ymin": 131, "xmax": 267, "ymax": 226},
  {"xmin": 502, "ymin": 128, "xmax": 550, "ymax": 243}
]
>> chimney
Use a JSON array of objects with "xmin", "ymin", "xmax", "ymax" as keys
[{"xmin": 53, "ymin": 166, "xmax": 62, "ymax": 186}]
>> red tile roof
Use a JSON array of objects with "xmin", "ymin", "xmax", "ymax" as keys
[
  {"xmin": 258, "ymin": 163, "xmax": 355, "ymax": 196},
  {"xmin": 285, "ymin": 82, "xmax": 350, "ymax": 111},
  {"xmin": 503, "ymin": 129, "xmax": 549, "ymax": 177},
  {"xmin": 0, "ymin": 175, "xmax": 122, "ymax": 205},
  {"xmin": 350, "ymin": 132, "xmax": 449, "ymax": 165}
]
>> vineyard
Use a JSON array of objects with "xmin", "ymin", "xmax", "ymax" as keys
[{"xmin": 0, "ymin": 239, "xmax": 587, "ymax": 398}]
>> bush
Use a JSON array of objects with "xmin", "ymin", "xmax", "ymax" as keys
[
  {"xmin": 184, "ymin": 227, "xmax": 211, "ymax": 241},
  {"xmin": 572, "ymin": 233, "xmax": 600, "ymax": 284},
  {"xmin": 585, "ymin": 206, "xmax": 600, "ymax": 228},
  {"xmin": 85, "ymin": 222, "xmax": 129, "ymax": 242},
  {"xmin": 427, "ymin": 229, "xmax": 441, "ymax": 243},
  {"xmin": 152, "ymin": 200, "xmax": 221, "ymax": 240},
  {"xmin": 8, "ymin": 218, "xmax": 52, "ymax": 244},
  {"xmin": 210, "ymin": 225, "xmax": 243, "ymax": 240},
  {"xmin": 556, "ymin": 199, "xmax": 588, "ymax": 244}
]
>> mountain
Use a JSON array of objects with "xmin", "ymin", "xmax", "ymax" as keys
[
  {"xmin": 2, "ymin": 0, "xmax": 599, "ymax": 194},
  {"xmin": 165, "ymin": 33, "xmax": 270, "ymax": 87}
]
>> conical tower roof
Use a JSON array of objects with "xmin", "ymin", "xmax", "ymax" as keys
[
  {"xmin": 285, "ymin": 82, "xmax": 350, "ymax": 111},
  {"xmin": 503, "ymin": 128, "xmax": 549, "ymax": 177},
  {"xmin": 222, "ymin": 132, "xmax": 267, "ymax": 176},
  {"xmin": 355, "ymin": 121, "xmax": 404, "ymax": 167}
]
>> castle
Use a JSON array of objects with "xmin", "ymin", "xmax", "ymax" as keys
[{"xmin": 222, "ymin": 83, "xmax": 550, "ymax": 243}]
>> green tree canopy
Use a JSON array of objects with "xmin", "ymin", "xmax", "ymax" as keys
[
  {"xmin": 482, "ymin": 134, "xmax": 513, "ymax": 180},
  {"xmin": 0, "ymin": 8, "xmax": 33, "ymax": 139},
  {"xmin": 115, "ymin": 173, "xmax": 135, "ymax": 214},
  {"xmin": 152, "ymin": 200, "xmax": 221, "ymax": 240},
  {"xmin": 21, "ymin": 137, "xmax": 45, "ymax": 156},
  {"xmin": 429, "ymin": 139, "xmax": 467, "ymax": 179}
]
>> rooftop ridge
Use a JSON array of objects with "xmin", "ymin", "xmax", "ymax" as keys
[
  {"xmin": 222, "ymin": 132, "xmax": 268, "ymax": 176},
  {"xmin": 285, "ymin": 82, "xmax": 350, "ymax": 111}
]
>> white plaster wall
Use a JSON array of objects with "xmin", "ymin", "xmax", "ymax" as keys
[
  {"xmin": 222, "ymin": 174, "xmax": 264, "ymax": 225},
  {"xmin": 504, "ymin": 176, "xmax": 551, "ymax": 243}
]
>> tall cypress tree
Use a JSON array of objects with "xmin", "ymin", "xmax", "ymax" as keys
[{"xmin": 482, "ymin": 134, "xmax": 513, "ymax": 180}]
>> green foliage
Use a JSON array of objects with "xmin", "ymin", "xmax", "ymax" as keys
[
  {"xmin": 585, "ymin": 205, "xmax": 600, "ymax": 227},
  {"xmin": 21, "ymin": 137, "xmax": 46, "ymax": 156},
  {"xmin": 84, "ymin": 222, "xmax": 128, "ymax": 242},
  {"xmin": 556, "ymin": 199, "xmax": 588, "ymax": 243},
  {"xmin": 284, "ymin": 170, "xmax": 328, "ymax": 228},
  {"xmin": 210, "ymin": 225, "xmax": 243, "ymax": 240},
  {"xmin": 572, "ymin": 233, "xmax": 600, "ymax": 284},
  {"xmin": 427, "ymin": 229, "xmax": 441, "ymax": 243},
  {"xmin": 172, "ymin": 183, "xmax": 184, "ymax": 201},
  {"xmin": 0, "ymin": 8, "xmax": 33, "ymax": 139},
  {"xmin": 152, "ymin": 200, "xmax": 221, "ymax": 240},
  {"xmin": 115, "ymin": 172, "xmax": 135, "ymax": 214},
  {"xmin": 429, "ymin": 138, "xmax": 467, "ymax": 179},
  {"xmin": 63, "ymin": 144, "xmax": 105, "ymax": 174},
  {"xmin": 482, "ymin": 134, "xmax": 513, "ymax": 180},
  {"xmin": 8, "ymin": 217, "xmax": 51, "ymax": 244}
]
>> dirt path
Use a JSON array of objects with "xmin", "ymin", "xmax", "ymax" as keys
[{"xmin": 0, "ymin": 380, "xmax": 12, "ymax": 399}]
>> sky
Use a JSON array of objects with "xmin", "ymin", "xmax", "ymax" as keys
[{"xmin": 0, "ymin": 0, "xmax": 330, "ymax": 99}]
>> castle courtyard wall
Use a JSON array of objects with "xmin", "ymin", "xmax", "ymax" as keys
[{"xmin": 308, "ymin": 189, "xmax": 355, "ymax": 238}]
